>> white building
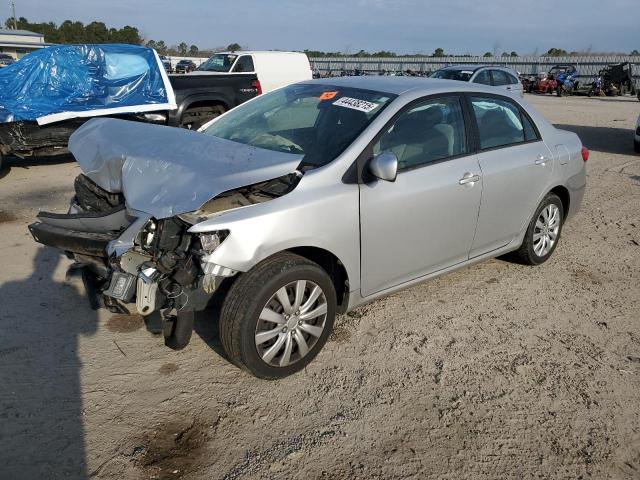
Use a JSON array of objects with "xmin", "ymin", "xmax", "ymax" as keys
[{"xmin": 0, "ymin": 28, "xmax": 46, "ymax": 59}]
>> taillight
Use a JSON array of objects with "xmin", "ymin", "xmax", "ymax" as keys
[
  {"xmin": 251, "ymin": 79, "xmax": 262, "ymax": 95},
  {"xmin": 581, "ymin": 146, "xmax": 589, "ymax": 162}
]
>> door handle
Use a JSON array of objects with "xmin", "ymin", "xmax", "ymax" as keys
[
  {"xmin": 459, "ymin": 172, "xmax": 480, "ymax": 185},
  {"xmin": 535, "ymin": 155, "xmax": 547, "ymax": 166}
]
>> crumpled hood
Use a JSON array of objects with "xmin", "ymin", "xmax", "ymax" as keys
[{"xmin": 68, "ymin": 118, "xmax": 303, "ymax": 219}]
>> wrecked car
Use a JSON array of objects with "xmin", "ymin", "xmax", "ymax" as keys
[{"xmin": 30, "ymin": 77, "xmax": 587, "ymax": 378}]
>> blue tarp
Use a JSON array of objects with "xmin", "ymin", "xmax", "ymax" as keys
[{"xmin": 0, "ymin": 44, "xmax": 176, "ymax": 125}]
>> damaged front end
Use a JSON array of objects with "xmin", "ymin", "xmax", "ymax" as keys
[
  {"xmin": 29, "ymin": 171, "xmax": 299, "ymax": 349},
  {"xmin": 28, "ymin": 118, "xmax": 303, "ymax": 349}
]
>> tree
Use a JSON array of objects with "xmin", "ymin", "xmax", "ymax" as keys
[
  {"xmin": 545, "ymin": 47, "xmax": 568, "ymax": 57},
  {"xmin": 189, "ymin": 44, "xmax": 199, "ymax": 56},
  {"xmin": 483, "ymin": 51, "xmax": 492, "ymax": 57},
  {"xmin": 226, "ymin": 43, "xmax": 242, "ymax": 51},
  {"xmin": 84, "ymin": 21, "xmax": 108, "ymax": 43},
  {"xmin": 433, "ymin": 47, "xmax": 444, "ymax": 57},
  {"xmin": 631, "ymin": 49, "xmax": 640, "ymax": 56},
  {"xmin": 177, "ymin": 42, "xmax": 188, "ymax": 55},
  {"xmin": 510, "ymin": 51, "xmax": 518, "ymax": 57}
]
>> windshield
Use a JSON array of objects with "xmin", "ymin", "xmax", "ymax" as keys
[
  {"xmin": 430, "ymin": 69, "xmax": 473, "ymax": 81},
  {"xmin": 203, "ymin": 83, "xmax": 396, "ymax": 168},
  {"xmin": 196, "ymin": 54, "xmax": 238, "ymax": 72}
]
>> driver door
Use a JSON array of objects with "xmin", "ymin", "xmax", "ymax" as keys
[{"xmin": 359, "ymin": 95, "xmax": 482, "ymax": 296}]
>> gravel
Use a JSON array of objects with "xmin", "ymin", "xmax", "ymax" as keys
[{"xmin": 0, "ymin": 94, "xmax": 639, "ymax": 479}]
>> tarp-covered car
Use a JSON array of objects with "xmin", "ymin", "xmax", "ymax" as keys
[{"xmin": 0, "ymin": 44, "xmax": 176, "ymax": 169}]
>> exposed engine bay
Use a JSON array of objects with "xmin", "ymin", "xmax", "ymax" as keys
[{"xmin": 29, "ymin": 172, "xmax": 299, "ymax": 348}]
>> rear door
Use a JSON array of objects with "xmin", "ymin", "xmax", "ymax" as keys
[
  {"xmin": 467, "ymin": 94, "xmax": 554, "ymax": 257},
  {"xmin": 359, "ymin": 95, "xmax": 482, "ymax": 296}
]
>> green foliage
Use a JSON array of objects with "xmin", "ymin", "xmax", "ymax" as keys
[
  {"xmin": 433, "ymin": 47, "xmax": 445, "ymax": 57},
  {"xmin": 483, "ymin": 52, "xmax": 492, "ymax": 57},
  {"xmin": 5, "ymin": 17, "xmax": 141, "ymax": 44},
  {"xmin": 226, "ymin": 43, "xmax": 242, "ymax": 51},
  {"xmin": 545, "ymin": 47, "xmax": 568, "ymax": 57}
]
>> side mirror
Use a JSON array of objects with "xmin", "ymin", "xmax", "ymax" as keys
[{"xmin": 368, "ymin": 151, "xmax": 398, "ymax": 182}]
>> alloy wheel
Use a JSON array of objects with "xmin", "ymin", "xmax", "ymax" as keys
[
  {"xmin": 533, "ymin": 203, "xmax": 560, "ymax": 257},
  {"xmin": 254, "ymin": 280, "xmax": 328, "ymax": 367}
]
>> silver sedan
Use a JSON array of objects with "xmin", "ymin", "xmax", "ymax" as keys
[{"xmin": 30, "ymin": 76, "xmax": 587, "ymax": 378}]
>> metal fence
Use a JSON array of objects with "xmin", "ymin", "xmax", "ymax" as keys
[{"xmin": 310, "ymin": 55, "xmax": 640, "ymax": 87}]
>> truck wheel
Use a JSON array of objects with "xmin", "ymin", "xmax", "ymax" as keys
[
  {"xmin": 219, "ymin": 252, "xmax": 336, "ymax": 379},
  {"xmin": 180, "ymin": 105, "xmax": 226, "ymax": 130}
]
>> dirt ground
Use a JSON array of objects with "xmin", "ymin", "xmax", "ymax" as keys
[{"xmin": 1, "ymin": 94, "xmax": 639, "ymax": 480}]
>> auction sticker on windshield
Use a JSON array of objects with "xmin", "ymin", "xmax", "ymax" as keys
[{"xmin": 333, "ymin": 97, "xmax": 379, "ymax": 113}]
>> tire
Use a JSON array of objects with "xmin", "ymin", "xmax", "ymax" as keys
[
  {"xmin": 512, "ymin": 193, "xmax": 564, "ymax": 266},
  {"xmin": 556, "ymin": 86, "xmax": 563, "ymax": 97},
  {"xmin": 635, "ymin": 140, "xmax": 640, "ymax": 153},
  {"xmin": 219, "ymin": 252, "xmax": 337, "ymax": 379},
  {"xmin": 180, "ymin": 104, "xmax": 226, "ymax": 130}
]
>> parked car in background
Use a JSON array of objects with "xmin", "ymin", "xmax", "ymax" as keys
[
  {"xmin": 29, "ymin": 77, "xmax": 586, "ymax": 378},
  {"xmin": 530, "ymin": 72, "xmax": 558, "ymax": 94},
  {"xmin": 634, "ymin": 113, "xmax": 640, "ymax": 153},
  {"xmin": 430, "ymin": 65, "xmax": 524, "ymax": 96},
  {"xmin": 0, "ymin": 53, "xmax": 15, "ymax": 68},
  {"xmin": 192, "ymin": 51, "xmax": 313, "ymax": 93},
  {"xmin": 175, "ymin": 59, "xmax": 197, "ymax": 74},
  {"xmin": 159, "ymin": 55, "xmax": 172, "ymax": 73}
]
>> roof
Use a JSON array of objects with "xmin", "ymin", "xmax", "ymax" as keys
[
  {"xmin": 301, "ymin": 75, "xmax": 498, "ymax": 96},
  {"xmin": 0, "ymin": 28, "xmax": 44, "ymax": 38}
]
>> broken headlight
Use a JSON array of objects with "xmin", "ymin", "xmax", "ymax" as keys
[{"xmin": 199, "ymin": 230, "xmax": 229, "ymax": 254}]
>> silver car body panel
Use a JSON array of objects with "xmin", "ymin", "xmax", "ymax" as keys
[
  {"xmin": 68, "ymin": 118, "xmax": 303, "ymax": 219},
  {"xmin": 60, "ymin": 77, "xmax": 584, "ymax": 314},
  {"xmin": 183, "ymin": 78, "xmax": 585, "ymax": 310}
]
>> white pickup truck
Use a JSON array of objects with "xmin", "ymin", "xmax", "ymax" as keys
[{"xmin": 189, "ymin": 51, "xmax": 313, "ymax": 93}]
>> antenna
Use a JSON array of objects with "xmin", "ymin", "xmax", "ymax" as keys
[{"xmin": 10, "ymin": 1, "xmax": 17, "ymax": 29}]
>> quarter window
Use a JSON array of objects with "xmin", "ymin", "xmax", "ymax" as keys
[
  {"xmin": 490, "ymin": 70, "xmax": 510, "ymax": 86},
  {"xmin": 373, "ymin": 96, "xmax": 467, "ymax": 170},
  {"xmin": 470, "ymin": 96, "xmax": 528, "ymax": 149}
]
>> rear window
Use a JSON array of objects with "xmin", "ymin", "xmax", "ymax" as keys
[{"xmin": 430, "ymin": 69, "xmax": 473, "ymax": 82}]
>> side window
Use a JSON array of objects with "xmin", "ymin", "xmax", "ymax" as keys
[
  {"xmin": 232, "ymin": 55, "xmax": 255, "ymax": 72},
  {"xmin": 470, "ymin": 96, "xmax": 526, "ymax": 149},
  {"xmin": 473, "ymin": 70, "xmax": 492, "ymax": 85},
  {"xmin": 491, "ymin": 70, "xmax": 509, "ymax": 86},
  {"xmin": 373, "ymin": 96, "xmax": 467, "ymax": 170},
  {"xmin": 508, "ymin": 73, "xmax": 520, "ymax": 85}
]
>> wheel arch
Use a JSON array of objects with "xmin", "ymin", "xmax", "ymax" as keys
[
  {"xmin": 549, "ymin": 185, "xmax": 570, "ymax": 218},
  {"xmin": 285, "ymin": 246, "xmax": 350, "ymax": 313}
]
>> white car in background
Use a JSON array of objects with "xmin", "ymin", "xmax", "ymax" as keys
[
  {"xmin": 191, "ymin": 51, "xmax": 313, "ymax": 94},
  {"xmin": 431, "ymin": 65, "xmax": 524, "ymax": 97},
  {"xmin": 635, "ymin": 114, "xmax": 640, "ymax": 153}
]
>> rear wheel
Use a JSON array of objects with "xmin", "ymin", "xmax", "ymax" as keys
[
  {"xmin": 219, "ymin": 253, "xmax": 336, "ymax": 379},
  {"xmin": 512, "ymin": 193, "xmax": 564, "ymax": 265},
  {"xmin": 180, "ymin": 104, "xmax": 226, "ymax": 130}
]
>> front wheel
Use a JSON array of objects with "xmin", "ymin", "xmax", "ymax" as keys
[
  {"xmin": 512, "ymin": 193, "xmax": 564, "ymax": 265},
  {"xmin": 219, "ymin": 253, "xmax": 336, "ymax": 379}
]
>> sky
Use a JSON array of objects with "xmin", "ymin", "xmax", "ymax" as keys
[{"xmin": 6, "ymin": 0, "xmax": 639, "ymax": 55}]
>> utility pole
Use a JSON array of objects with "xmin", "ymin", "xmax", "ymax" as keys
[{"xmin": 10, "ymin": 1, "xmax": 17, "ymax": 29}]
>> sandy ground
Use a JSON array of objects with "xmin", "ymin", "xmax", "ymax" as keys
[{"xmin": 0, "ymin": 94, "xmax": 639, "ymax": 480}]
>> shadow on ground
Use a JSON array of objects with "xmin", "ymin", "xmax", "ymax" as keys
[
  {"xmin": 554, "ymin": 124, "xmax": 636, "ymax": 155},
  {"xmin": 0, "ymin": 247, "xmax": 97, "ymax": 479},
  {"xmin": 0, "ymin": 154, "xmax": 74, "ymax": 180}
]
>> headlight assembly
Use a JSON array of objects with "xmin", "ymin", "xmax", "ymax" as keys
[{"xmin": 199, "ymin": 230, "xmax": 229, "ymax": 254}]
